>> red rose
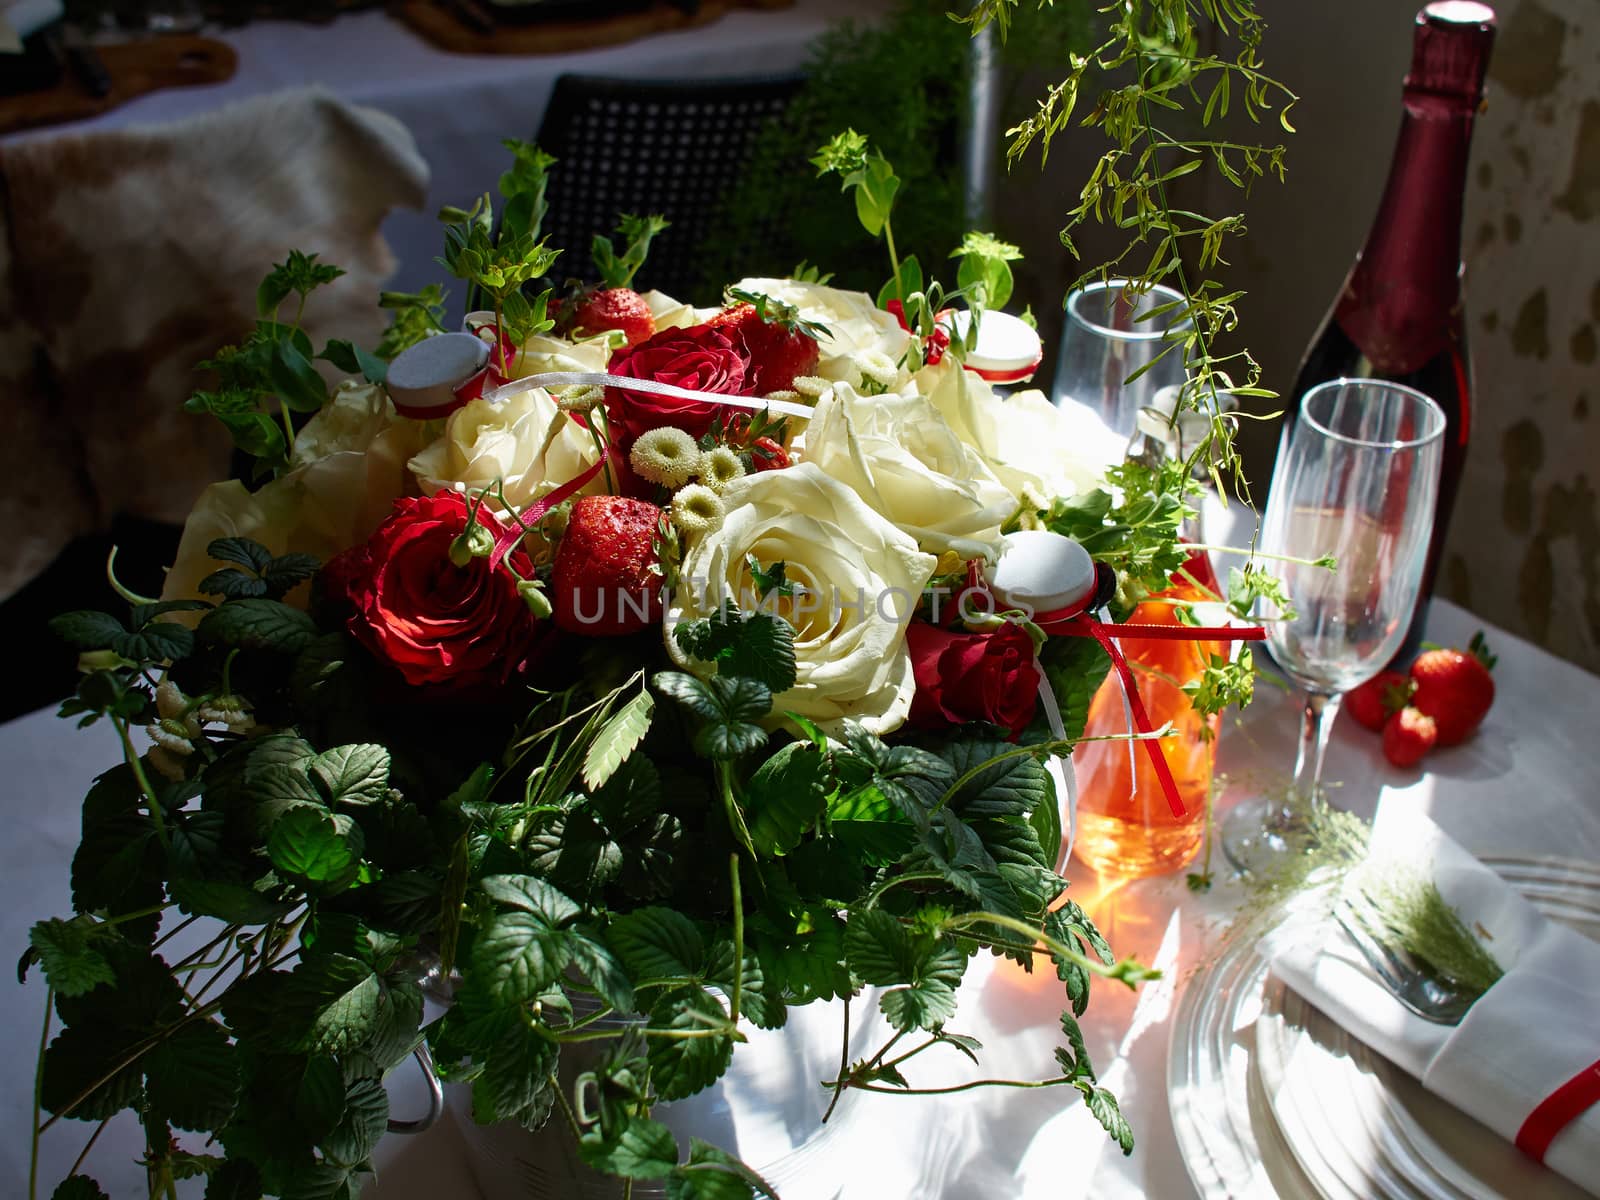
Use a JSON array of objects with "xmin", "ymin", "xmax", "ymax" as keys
[
  {"xmin": 605, "ymin": 324, "xmax": 750, "ymax": 447},
  {"xmin": 345, "ymin": 493, "xmax": 538, "ymax": 690},
  {"xmin": 906, "ymin": 621, "xmax": 1041, "ymax": 740}
]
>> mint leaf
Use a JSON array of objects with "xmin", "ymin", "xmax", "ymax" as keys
[
  {"xmin": 207, "ymin": 537, "xmax": 273, "ymax": 574},
  {"xmin": 51, "ymin": 1179, "xmax": 110, "ymax": 1200},
  {"xmin": 880, "ymin": 979, "xmax": 958, "ymax": 1032},
  {"xmin": 842, "ymin": 908, "xmax": 918, "ymax": 985},
  {"xmin": 41, "ymin": 1022, "xmax": 145, "ymax": 1119},
  {"xmin": 566, "ymin": 929, "xmax": 634, "ymax": 1015},
  {"xmin": 653, "ymin": 672, "xmax": 721, "ymax": 721},
  {"xmin": 668, "ymin": 1138, "xmax": 779, "ymax": 1199},
  {"xmin": 269, "ymin": 335, "xmax": 329, "ymax": 413},
  {"xmin": 647, "ymin": 986, "xmax": 734, "ymax": 1100},
  {"xmin": 113, "ymin": 621, "xmax": 194, "ymax": 663},
  {"xmin": 672, "ymin": 606, "xmax": 796, "ymax": 693}
]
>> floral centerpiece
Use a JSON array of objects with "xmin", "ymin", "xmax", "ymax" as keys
[{"xmin": 22, "ymin": 1, "xmax": 1299, "ymax": 1191}]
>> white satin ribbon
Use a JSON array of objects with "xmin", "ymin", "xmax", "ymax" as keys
[{"xmin": 484, "ymin": 371, "xmax": 819, "ymax": 421}]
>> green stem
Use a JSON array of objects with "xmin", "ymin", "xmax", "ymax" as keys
[
  {"xmin": 29, "ymin": 986, "xmax": 51, "ymax": 1200},
  {"xmin": 105, "ymin": 546, "xmax": 160, "ymax": 606},
  {"xmin": 728, "ymin": 854, "xmax": 744, "ymax": 1029},
  {"xmin": 68, "ymin": 1116, "xmax": 110, "ymax": 1179},
  {"xmin": 878, "ymin": 1035, "xmax": 942, "ymax": 1073},
  {"xmin": 113, "ymin": 716, "xmax": 169, "ymax": 851},
  {"xmin": 1176, "ymin": 543, "xmax": 1333, "ymax": 569},
  {"xmin": 862, "ymin": 1029, "xmax": 904, "ymax": 1075},
  {"xmin": 940, "ymin": 910, "xmax": 1157, "ymax": 988},
  {"xmin": 850, "ymin": 1075, "xmax": 1073, "ymax": 1096},
  {"xmin": 861, "ymin": 872, "xmax": 948, "ymax": 910},
  {"xmin": 882, "ymin": 219, "xmax": 904, "ymax": 305},
  {"xmin": 586, "ymin": 417, "xmax": 616, "ymax": 495},
  {"xmin": 493, "ymin": 299, "xmax": 510, "ymax": 376},
  {"xmin": 101, "ymin": 902, "xmax": 172, "ymax": 928},
  {"xmin": 548, "ymin": 1073, "xmax": 585, "ymax": 1143},
  {"xmin": 821, "ymin": 994, "xmax": 851, "ymax": 1125}
]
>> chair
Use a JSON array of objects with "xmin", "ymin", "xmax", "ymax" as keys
[{"xmin": 534, "ymin": 71, "xmax": 807, "ymax": 304}]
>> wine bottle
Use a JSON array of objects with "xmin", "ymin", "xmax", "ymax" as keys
[{"xmin": 1282, "ymin": 1, "xmax": 1496, "ymax": 660}]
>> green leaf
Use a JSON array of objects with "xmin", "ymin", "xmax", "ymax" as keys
[
  {"xmin": 270, "ymin": 335, "xmax": 330, "ymax": 413},
  {"xmin": 471, "ymin": 911, "xmax": 571, "ymax": 1005},
  {"xmin": 668, "ymin": 1138, "xmax": 779, "ymax": 1199},
  {"xmin": 653, "ymin": 671, "xmax": 721, "ymax": 720},
  {"xmin": 609, "ymin": 908, "xmax": 706, "ymax": 982},
  {"xmin": 49, "ymin": 611, "xmax": 126, "ymax": 649},
  {"xmin": 567, "ymin": 929, "xmax": 635, "ymax": 1014},
  {"xmin": 286, "ymin": 955, "xmax": 384, "ymax": 1056},
  {"xmin": 843, "ymin": 909, "xmax": 920, "ymax": 985},
  {"xmin": 112, "ymin": 620, "xmax": 194, "ymax": 663},
  {"xmin": 278, "ymin": 1163, "xmax": 358, "ymax": 1200},
  {"xmin": 480, "ymin": 874, "xmax": 582, "ymax": 926},
  {"xmin": 310, "ymin": 745, "xmax": 391, "ymax": 808},
  {"xmin": 204, "ymin": 1159, "xmax": 263, "ymax": 1200},
  {"xmin": 1086, "ymin": 1085, "xmax": 1134, "ymax": 1154},
  {"xmin": 935, "ymin": 742, "xmax": 1050, "ymax": 819},
  {"xmin": 825, "ymin": 785, "xmax": 915, "ymax": 862},
  {"xmin": 743, "ymin": 742, "xmax": 826, "ymax": 855},
  {"xmin": 582, "ymin": 689, "xmax": 655, "ymax": 792},
  {"xmin": 207, "ymin": 538, "xmax": 273, "ymax": 573},
  {"xmin": 580, "ymin": 1114, "xmax": 680, "ymax": 1179},
  {"xmin": 41, "ymin": 1022, "xmax": 145, "ymax": 1120},
  {"xmin": 261, "ymin": 553, "xmax": 321, "ymax": 599},
  {"xmin": 647, "ymin": 987, "xmax": 734, "ymax": 1100},
  {"xmin": 472, "ymin": 1021, "xmax": 557, "ymax": 1124},
  {"xmin": 321, "ymin": 1078, "xmax": 388, "ymax": 1166},
  {"xmin": 268, "ymin": 808, "xmax": 364, "ymax": 890},
  {"xmin": 716, "ymin": 614, "xmax": 796, "ymax": 694},
  {"xmin": 199, "ymin": 568, "xmax": 269, "ymax": 600},
  {"xmin": 29, "ymin": 919, "xmax": 115, "ymax": 997},
  {"xmin": 51, "ymin": 1178, "xmax": 110, "ymax": 1200},
  {"xmin": 293, "ymin": 1056, "xmax": 346, "ymax": 1142},
  {"xmin": 198, "ymin": 599, "xmax": 319, "ymax": 655},
  {"xmin": 144, "ymin": 1018, "xmax": 238, "ymax": 1131},
  {"xmin": 318, "ymin": 340, "xmax": 388, "ymax": 385}
]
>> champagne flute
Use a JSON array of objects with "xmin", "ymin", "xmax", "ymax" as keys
[
  {"xmin": 1221, "ymin": 378, "xmax": 1446, "ymax": 873},
  {"xmin": 1051, "ymin": 279, "xmax": 1191, "ymax": 440}
]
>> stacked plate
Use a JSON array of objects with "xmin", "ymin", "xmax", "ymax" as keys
[{"xmin": 1168, "ymin": 856, "xmax": 1600, "ymax": 1199}]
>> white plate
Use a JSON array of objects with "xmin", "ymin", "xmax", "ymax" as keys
[{"xmin": 1169, "ymin": 855, "xmax": 1600, "ymax": 1200}]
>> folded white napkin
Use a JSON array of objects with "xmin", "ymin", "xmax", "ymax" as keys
[{"xmin": 1265, "ymin": 804, "xmax": 1600, "ymax": 1196}]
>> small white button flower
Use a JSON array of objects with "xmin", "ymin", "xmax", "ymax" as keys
[
  {"xmin": 699, "ymin": 446, "xmax": 746, "ymax": 493},
  {"xmin": 631, "ymin": 427, "xmax": 705, "ymax": 489},
  {"xmin": 671, "ymin": 483, "xmax": 726, "ymax": 539}
]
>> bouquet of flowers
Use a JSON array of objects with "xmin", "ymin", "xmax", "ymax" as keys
[{"xmin": 25, "ymin": 132, "xmax": 1262, "ymax": 1200}]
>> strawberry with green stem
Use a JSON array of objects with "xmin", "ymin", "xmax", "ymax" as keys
[
  {"xmin": 560, "ymin": 213, "xmax": 670, "ymax": 347},
  {"xmin": 707, "ymin": 288, "xmax": 827, "ymax": 395}
]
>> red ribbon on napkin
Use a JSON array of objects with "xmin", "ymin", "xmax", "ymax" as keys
[{"xmin": 1515, "ymin": 1056, "xmax": 1600, "ymax": 1162}]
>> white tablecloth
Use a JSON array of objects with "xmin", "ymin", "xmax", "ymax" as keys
[
  {"xmin": 3, "ymin": 2, "xmax": 879, "ymax": 309},
  {"xmin": 5, "ymin": 589, "xmax": 1598, "ymax": 1193}
]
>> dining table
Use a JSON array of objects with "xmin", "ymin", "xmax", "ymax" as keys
[{"xmin": 6, "ymin": 478, "xmax": 1596, "ymax": 1199}]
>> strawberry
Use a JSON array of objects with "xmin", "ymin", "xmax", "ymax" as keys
[
  {"xmin": 1408, "ymin": 633, "xmax": 1496, "ymax": 746},
  {"xmin": 1382, "ymin": 706, "xmax": 1437, "ymax": 767},
  {"xmin": 708, "ymin": 289, "xmax": 823, "ymax": 395},
  {"xmin": 570, "ymin": 287, "xmax": 656, "ymax": 347},
  {"xmin": 551, "ymin": 496, "xmax": 665, "ymax": 636},
  {"xmin": 1346, "ymin": 669, "xmax": 1415, "ymax": 732},
  {"xmin": 749, "ymin": 436, "xmax": 790, "ymax": 472}
]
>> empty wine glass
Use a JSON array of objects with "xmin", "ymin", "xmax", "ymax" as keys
[
  {"xmin": 1051, "ymin": 280, "xmax": 1191, "ymax": 440},
  {"xmin": 1221, "ymin": 378, "xmax": 1447, "ymax": 873}
]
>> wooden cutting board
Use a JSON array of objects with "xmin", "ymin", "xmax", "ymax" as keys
[
  {"xmin": 0, "ymin": 36, "xmax": 237, "ymax": 137},
  {"xmin": 396, "ymin": 0, "xmax": 793, "ymax": 56}
]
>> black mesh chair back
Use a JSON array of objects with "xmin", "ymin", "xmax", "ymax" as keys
[{"xmin": 535, "ymin": 71, "xmax": 808, "ymax": 304}]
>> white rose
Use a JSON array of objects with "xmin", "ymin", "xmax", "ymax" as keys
[
  {"xmin": 730, "ymin": 277, "xmax": 913, "ymax": 386},
  {"xmin": 666, "ymin": 462, "xmax": 936, "ymax": 735},
  {"xmin": 641, "ymin": 289, "xmax": 705, "ymax": 332},
  {"xmin": 408, "ymin": 388, "xmax": 600, "ymax": 511},
  {"xmin": 800, "ymin": 383, "xmax": 1015, "ymax": 557},
  {"xmin": 511, "ymin": 333, "xmax": 611, "ymax": 379},
  {"xmin": 914, "ymin": 361, "xmax": 1126, "ymax": 504},
  {"xmin": 163, "ymin": 383, "xmax": 427, "ymax": 613}
]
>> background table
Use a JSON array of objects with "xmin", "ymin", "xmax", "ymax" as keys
[
  {"xmin": 2, "ymin": 1, "xmax": 884, "ymax": 315},
  {"xmin": 6, "ymin": 574, "xmax": 1597, "ymax": 1198}
]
